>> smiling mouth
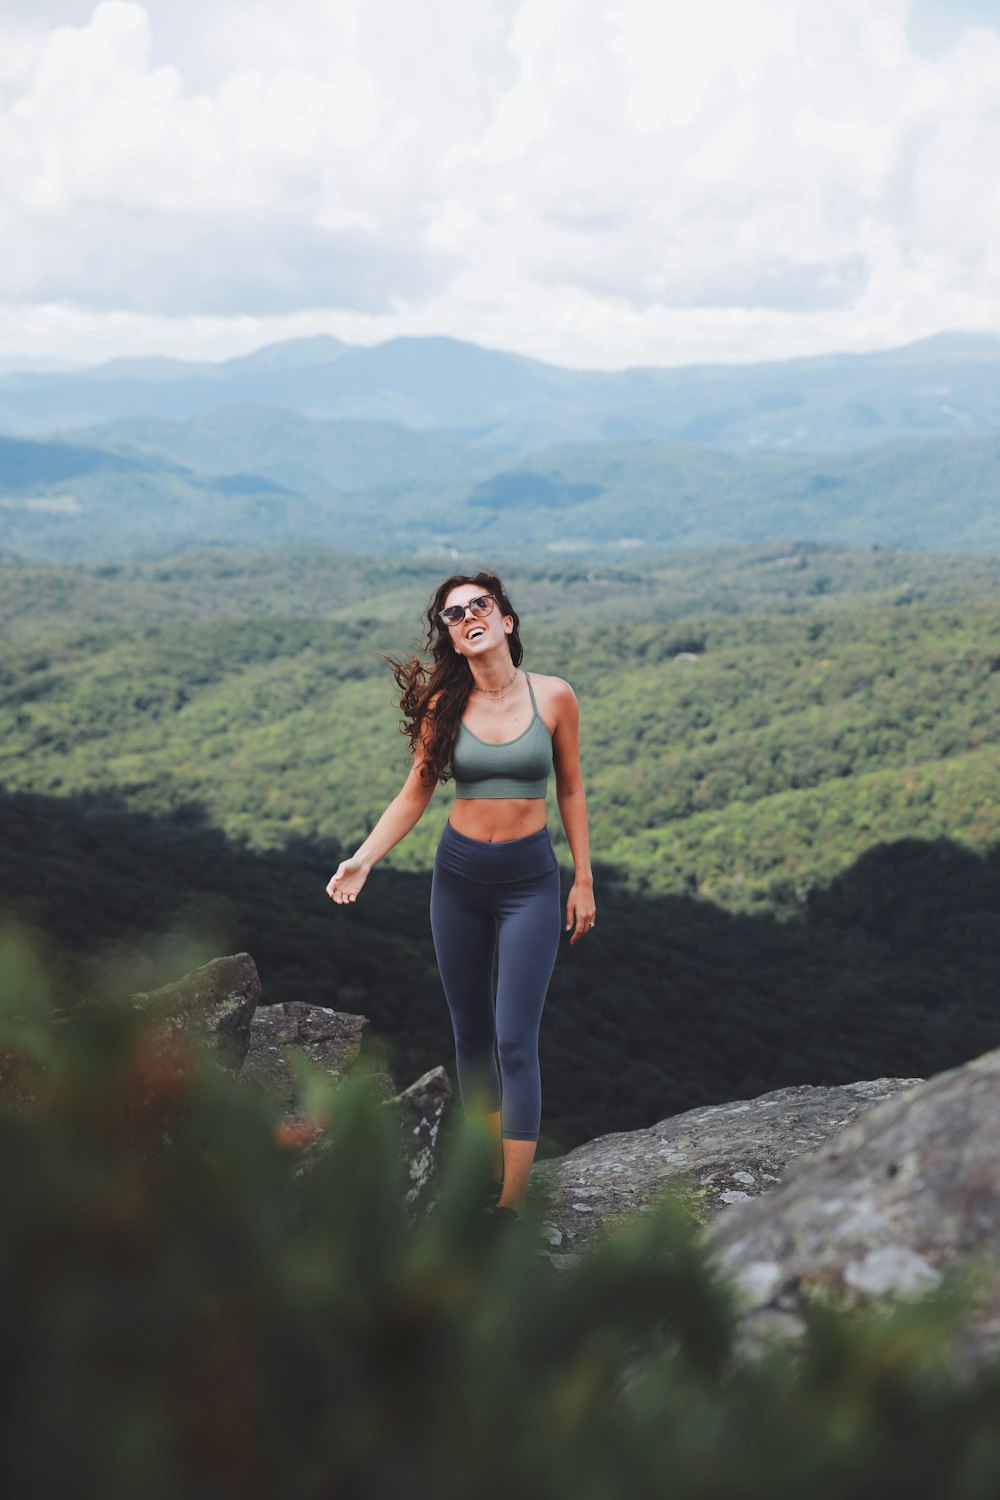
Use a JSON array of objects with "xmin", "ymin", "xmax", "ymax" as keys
[{"xmin": 467, "ymin": 626, "xmax": 486, "ymax": 641}]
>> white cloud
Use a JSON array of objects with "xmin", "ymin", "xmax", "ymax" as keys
[{"xmin": 0, "ymin": 0, "xmax": 998, "ymax": 368}]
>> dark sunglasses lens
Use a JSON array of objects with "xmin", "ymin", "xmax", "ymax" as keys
[{"xmin": 440, "ymin": 595, "xmax": 494, "ymax": 626}]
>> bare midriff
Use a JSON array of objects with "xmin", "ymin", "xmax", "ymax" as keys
[{"xmin": 449, "ymin": 797, "xmax": 548, "ymax": 843}]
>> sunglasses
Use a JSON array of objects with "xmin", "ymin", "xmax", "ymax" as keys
[{"xmin": 438, "ymin": 593, "xmax": 497, "ymax": 628}]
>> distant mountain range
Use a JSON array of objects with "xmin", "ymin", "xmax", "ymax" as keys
[
  {"xmin": 1, "ymin": 331, "xmax": 999, "ymax": 562},
  {"xmin": 3, "ymin": 330, "xmax": 1000, "ymax": 452}
]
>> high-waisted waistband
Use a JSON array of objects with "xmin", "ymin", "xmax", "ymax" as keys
[{"xmin": 434, "ymin": 818, "xmax": 558, "ymax": 882}]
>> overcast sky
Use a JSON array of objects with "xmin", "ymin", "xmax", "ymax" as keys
[{"xmin": 1, "ymin": 0, "xmax": 997, "ymax": 370}]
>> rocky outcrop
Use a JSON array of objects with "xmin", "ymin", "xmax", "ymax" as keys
[
  {"xmin": 0, "ymin": 951, "xmax": 452, "ymax": 1207},
  {"xmin": 285, "ymin": 1059, "xmax": 451, "ymax": 1224},
  {"xmin": 527, "ymin": 1075, "xmax": 923, "ymax": 1260},
  {"xmin": 128, "ymin": 952, "xmax": 260, "ymax": 1072},
  {"xmin": 122, "ymin": 956, "xmax": 452, "ymax": 1203},
  {"xmin": 160, "ymin": 959, "xmax": 452, "ymax": 1207},
  {"xmin": 393, "ymin": 1065, "xmax": 452, "ymax": 1210},
  {"xmin": 529, "ymin": 1047, "xmax": 1000, "ymax": 1378},
  {"xmin": 0, "ymin": 951, "xmax": 262, "ymax": 1110},
  {"xmin": 701, "ymin": 1047, "xmax": 1000, "ymax": 1378},
  {"xmin": 242, "ymin": 1000, "xmax": 381, "ymax": 1111}
]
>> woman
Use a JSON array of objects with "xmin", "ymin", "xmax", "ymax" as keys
[{"xmin": 326, "ymin": 570, "xmax": 595, "ymax": 1221}]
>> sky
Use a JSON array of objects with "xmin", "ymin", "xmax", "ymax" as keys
[{"xmin": 0, "ymin": 0, "xmax": 998, "ymax": 371}]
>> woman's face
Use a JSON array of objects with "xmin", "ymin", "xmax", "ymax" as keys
[{"xmin": 442, "ymin": 583, "xmax": 513, "ymax": 658}]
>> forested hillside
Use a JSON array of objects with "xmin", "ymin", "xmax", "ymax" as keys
[
  {"xmin": 2, "ymin": 543, "xmax": 998, "ymax": 1150},
  {"xmin": 4, "ymin": 423, "xmax": 1000, "ymax": 561},
  {"xmin": 3, "ymin": 533, "xmax": 1000, "ymax": 641}
]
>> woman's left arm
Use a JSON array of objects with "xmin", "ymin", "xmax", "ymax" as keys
[{"xmin": 551, "ymin": 678, "xmax": 596, "ymax": 945}]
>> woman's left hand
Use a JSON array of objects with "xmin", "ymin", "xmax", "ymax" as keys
[{"xmin": 566, "ymin": 880, "xmax": 596, "ymax": 945}]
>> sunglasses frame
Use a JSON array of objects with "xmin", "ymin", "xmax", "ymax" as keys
[{"xmin": 438, "ymin": 593, "xmax": 497, "ymax": 628}]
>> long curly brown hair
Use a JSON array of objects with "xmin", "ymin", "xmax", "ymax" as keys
[{"xmin": 382, "ymin": 570, "xmax": 524, "ymax": 786}]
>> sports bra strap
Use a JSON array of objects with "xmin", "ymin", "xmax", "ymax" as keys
[{"xmin": 524, "ymin": 669, "xmax": 539, "ymax": 716}]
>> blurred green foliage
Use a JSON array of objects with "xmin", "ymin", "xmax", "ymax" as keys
[{"xmin": 2, "ymin": 918, "xmax": 1000, "ymax": 1500}]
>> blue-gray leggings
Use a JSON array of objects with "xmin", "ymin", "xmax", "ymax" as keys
[{"xmin": 430, "ymin": 819, "xmax": 561, "ymax": 1142}]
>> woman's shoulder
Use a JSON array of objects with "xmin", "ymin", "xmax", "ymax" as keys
[
  {"xmin": 527, "ymin": 669, "xmax": 574, "ymax": 694},
  {"xmin": 526, "ymin": 671, "xmax": 577, "ymax": 715}
]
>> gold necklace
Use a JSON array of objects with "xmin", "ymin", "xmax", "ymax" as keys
[{"xmin": 473, "ymin": 666, "xmax": 519, "ymax": 697}]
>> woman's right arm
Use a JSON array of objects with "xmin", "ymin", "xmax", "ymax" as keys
[{"xmin": 326, "ymin": 707, "xmax": 439, "ymax": 905}]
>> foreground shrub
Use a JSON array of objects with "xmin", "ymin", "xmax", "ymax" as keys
[{"xmin": 1, "ymin": 917, "xmax": 999, "ymax": 1500}]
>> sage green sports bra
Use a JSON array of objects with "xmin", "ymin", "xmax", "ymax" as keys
[{"xmin": 452, "ymin": 671, "xmax": 553, "ymax": 799}]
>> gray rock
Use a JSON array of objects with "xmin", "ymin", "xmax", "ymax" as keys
[
  {"xmin": 131, "ymin": 961, "xmax": 450, "ymax": 1207},
  {"xmin": 702, "ymin": 1046, "xmax": 1000, "ymax": 1377},
  {"xmin": 242, "ymin": 1000, "xmax": 369, "ymax": 1111},
  {"xmin": 8, "ymin": 954, "xmax": 263, "ymax": 1137},
  {"xmin": 392, "ymin": 1065, "xmax": 452, "ymax": 1221},
  {"xmin": 128, "ymin": 952, "xmax": 260, "ymax": 1072},
  {"xmin": 1, "ymin": 952, "xmax": 262, "ymax": 1112},
  {"xmin": 528, "ymin": 1074, "xmax": 922, "ymax": 1253},
  {"xmin": 289, "ymin": 1059, "xmax": 452, "ymax": 1214}
]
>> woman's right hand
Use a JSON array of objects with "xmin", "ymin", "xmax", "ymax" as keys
[{"xmin": 326, "ymin": 857, "xmax": 371, "ymax": 904}]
